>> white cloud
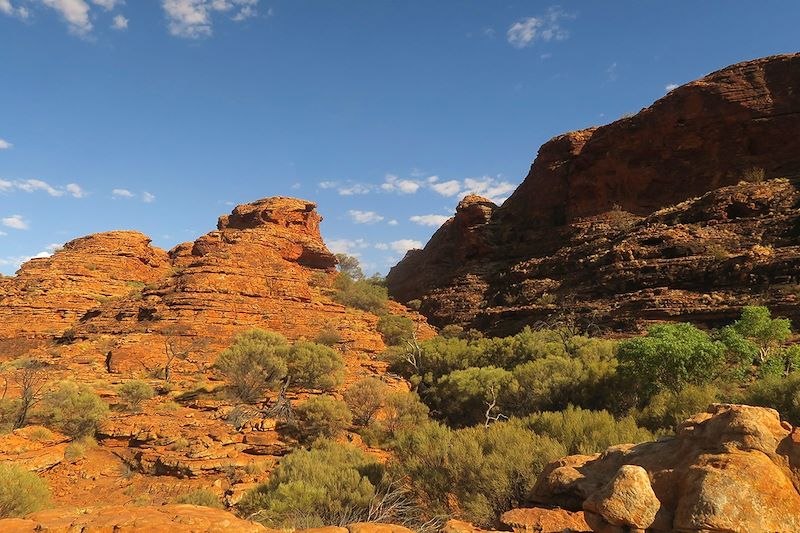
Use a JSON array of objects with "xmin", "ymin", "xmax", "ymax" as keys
[
  {"xmin": 0, "ymin": 231, "xmax": 7, "ymax": 236},
  {"xmin": 328, "ymin": 238, "xmax": 369, "ymax": 255},
  {"xmin": 390, "ymin": 239, "xmax": 422, "ymax": 254},
  {"xmin": 374, "ymin": 243, "xmax": 389, "ymax": 250},
  {"xmin": 162, "ymin": 0, "xmax": 259, "ymax": 39},
  {"xmin": 410, "ymin": 214, "xmax": 450, "ymax": 227},
  {"xmin": 90, "ymin": 0, "xmax": 120, "ymax": 9},
  {"xmin": 112, "ymin": 188, "xmax": 135, "ymax": 198},
  {"xmin": 2, "ymin": 214, "xmax": 28, "ymax": 230},
  {"xmin": 0, "ymin": 0, "xmax": 28, "ymax": 18},
  {"xmin": 112, "ymin": 14, "xmax": 128, "ymax": 29},
  {"xmin": 387, "ymin": 219, "xmax": 398, "ymax": 226},
  {"xmin": 338, "ymin": 183, "xmax": 372, "ymax": 196},
  {"xmin": 65, "ymin": 183, "xmax": 85, "ymax": 198},
  {"xmin": 348, "ymin": 210, "xmax": 384, "ymax": 224},
  {"xmin": 381, "ymin": 174, "xmax": 420, "ymax": 194},
  {"xmin": 431, "ymin": 179, "xmax": 462, "ymax": 197},
  {"xmin": 462, "ymin": 177, "xmax": 516, "ymax": 201},
  {"xmin": 665, "ymin": 83, "xmax": 678, "ymax": 92},
  {"xmin": 41, "ymin": 0, "xmax": 93, "ymax": 35},
  {"xmin": 143, "ymin": 191, "xmax": 156, "ymax": 203},
  {"xmin": 507, "ymin": 7, "xmax": 572, "ymax": 48},
  {"xmin": 0, "ymin": 179, "xmax": 86, "ymax": 198},
  {"xmin": 318, "ymin": 181, "xmax": 337, "ymax": 189},
  {"xmin": 0, "ymin": 138, "xmax": 12, "ymax": 150}
]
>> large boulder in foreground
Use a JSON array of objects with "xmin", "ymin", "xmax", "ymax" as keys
[{"xmin": 532, "ymin": 404, "xmax": 800, "ymax": 533}]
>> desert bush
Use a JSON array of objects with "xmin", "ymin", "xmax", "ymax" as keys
[
  {"xmin": 522, "ymin": 405, "xmax": 653, "ymax": 455},
  {"xmin": 314, "ymin": 327, "xmax": 342, "ymax": 346},
  {"xmin": 238, "ymin": 439, "xmax": 382, "ymax": 528},
  {"xmin": 335, "ymin": 253, "xmax": 365, "ymax": 280},
  {"xmin": 118, "ymin": 380, "xmax": 155, "ymax": 411},
  {"xmin": 391, "ymin": 421, "xmax": 565, "ymax": 526},
  {"xmin": 215, "ymin": 330, "xmax": 289, "ymax": 403},
  {"xmin": 286, "ymin": 341, "xmax": 344, "ymax": 391},
  {"xmin": 174, "ymin": 488, "xmax": 222, "ymax": 508},
  {"xmin": 380, "ymin": 391, "xmax": 430, "ymax": 438},
  {"xmin": 38, "ymin": 381, "xmax": 108, "ymax": 438},
  {"xmin": 636, "ymin": 384, "xmax": 720, "ymax": 432},
  {"xmin": 0, "ymin": 463, "xmax": 50, "ymax": 517},
  {"xmin": 377, "ymin": 315, "xmax": 415, "ymax": 346},
  {"xmin": 744, "ymin": 372, "xmax": 800, "ymax": 425},
  {"xmin": 742, "ymin": 166, "xmax": 766, "ymax": 183},
  {"xmin": 64, "ymin": 436, "xmax": 97, "ymax": 462},
  {"xmin": 617, "ymin": 323, "xmax": 726, "ymax": 398},
  {"xmin": 406, "ymin": 299, "xmax": 422, "ymax": 311},
  {"xmin": 294, "ymin": 396, "xmax": 353, "ymax": 443},
  {"xmin": 333, "ymin": 274, "xmax": 388, "ymax": 313},
  {"xmin": 432, "ymin": 366, "xmax": 517, "ymax": 427},
  {"xmin": 0, "ymin": 399, "xmax": 21, "ymax": 433},
  {"xmin": 27, "ymin": 427, "xmax": 54, "ymax": 442},
  {"xmin": 344, "ymin": 378, "xmax": 387, "ymax": 426},
  {"xmin": 438, "ymin": 324, "xmax": 464, "ymax": 339}
]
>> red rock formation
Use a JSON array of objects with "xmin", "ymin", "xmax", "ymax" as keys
[
  {"xmin": 387, "ymin": 53, "xmax": 800, "ymax": 334},
  {"xmin": 531, "ymin": 404, "xmax": 800, "ymax": 533}
]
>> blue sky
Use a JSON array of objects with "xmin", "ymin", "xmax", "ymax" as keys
[{"xmin": 1, "ymin": 1, "xmax": 798, "ymax": 275}]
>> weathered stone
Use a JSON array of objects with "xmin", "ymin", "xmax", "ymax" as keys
[
  {"xmin": 500, "ymin": 506, "xmax": 591, "ymax": 532},
  {"xmin": 583, "ymin": 465, "xmax": 660, "ymax": 529}
]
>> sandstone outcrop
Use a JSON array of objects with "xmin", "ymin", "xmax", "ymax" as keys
[
  {"xmin": 531, "ymin": 404, "xmax": 800, "ymax": 533},
  {"xmin": 387, "ymin": 54, "xmax": 800, "ymax": 334},
  {"xmin": 500, "ymin": 507, "xmax": 590, "ymax": 533}
]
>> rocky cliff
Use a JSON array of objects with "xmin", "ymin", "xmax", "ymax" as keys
[{"xmin": 387, "ymin": 53, "xmax": 800, "ymax": 334}]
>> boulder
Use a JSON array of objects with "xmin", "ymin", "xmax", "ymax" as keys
[{"xmin": 500, "ymin": 507, "xmax": 590, "ymax": 532}]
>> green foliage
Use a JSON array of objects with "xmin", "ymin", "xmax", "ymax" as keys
[
  {"xmin": 215, "ymin": 330, "xmax": 289, "ymax": 403},
  {"xmin": 38, "ymin": 381, "xmax": 108, "ymax": 438},
  {"xmin": 522, "ymin": 405, "xmax": 653, "ymax": 455},
  {"xmin": 0, "ymin": 399, "xmax": 21, "ymax": 433},
  {"xmin": 117, "ymin": 380, "xmax": 155, "ymax": 411},
  {"xmin": 64, "ymin": 436, "xmax": 97, "ymax": 462},
  {"xmin": 293, "ymin": 396, "xmax": 353, "ymax": 444},
  {"xmin": 285, "ymin": 341, "xmax": 344, "ymax": 391},
  {"xmin": 617, "ymin": 323, "xmax": 726, "ymax": 396},
  {"xmin": 344, "ymin": 378, "xmax": 387, "ymax": 426},
  {"xmin": 744, "ymin": 373, "xmax": 800, "ymax": 425},
  {"xmin": 438, "ymin": 324, "xmax": 464, "ymax": 339},
  {"xmin": 377, "ymin": 314, "xmax": 415, "ymax": 346},
  {"xmin": 406, "ymin": 299, "xmax": 422, "ymax": 311},
  {"xmin": 760, "ymin": 345, "xmax": 800, "ymax": 378},
  {"xmin": 238, "ymin": 439, "xmax": 382, "ymax": 529},
  {"xmin": 314, "ymin": 327, "xmax": 342, "ymax": 346},
  {"xmin": 335, "ymin": 253, "xmax": 364, "ymax": 280},
  {"xmin": 392, "ymin": 421, "xmax": 566, "ymax": 526},
  {"xmin": 173, "ymin": 488, "xmax": 223, "ymax": 508},
  {"xmin": 636, "ymin": 384, "xmax": 719, "ymax": 432},
  {"xmin": 0, "ymin": 464, "xmax": 50, "ymax": 517},
  {"xmin": 379, "ymin": 391, "xmax": 430, "ymax": 438},
  {"xmin": 333, "ymin": 273, "xmax": 388, "ymax": 313},
  {"xmin": 728, "ymin": 306, "xmax": 792, "ymax": 362},
  {"xmin": 433, "ymin": 366, "xmax": 516, "ymax": 427}
]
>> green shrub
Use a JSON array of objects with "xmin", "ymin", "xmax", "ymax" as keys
[
  {"xmin": 377, "ymin": 315, "xmax": 415, "ymax": 346},
  {"xmin": 744, "ymin": 372, "xmax": 800, "ymax": 425},
  {"xmin": 118, "ymin": 380, "xmax": 155, "ymax": 411},
  {"xmin": 636, "ymin": 384, "xmax": 720, "ymax": 432},
  {"xmin": 333, "ymin": 274, "xmax": 388, "ymax": 313},
  {"xmin": 432, "ymin": 366, "xmax": 517, "ymax": 427},
  {"xmin": 522, "ymin": 405, "xmax": 653, "ymax": 455},
  {"xmin": 215, "ymin": 330, "xmax": 289, "ymax": 403},
  {"xmin": 406, "ymin": 299, "xmax": 422, "ymax": 311},
  {"xmin": 0, "ymin": 463, "xmax": 50, "ymax": 517},
  {"xmin": 238, "ymin": 439, "xmax": 382, "ymax": 529},
  {"xmin": 286, "ymin": 341, "xmax": 344, "ymax": 391},
  {"xmin": 294, "ymin": 396, "xmax": 353, "ymax": 444},
  {"xmin": 27, "ymin": 427, "xmax": 54, "ymax": 442},
  {"xmin": 0, "ymin": 399, "xmax": 21, "ymax": 433},
  {"xmin": 392, "ymin": 421, "xmax": 565, "ymax": 526},
  {"xmin": 38, "ymin": 381, "xmax": 108, "ymax": 438},
  {"xmin": 617, "ymin": 323, "xmax": 726, "ymax": 398},
  {"xmin": 314, "ymin": 327, "xmax": 342, "ymax": 346},
  {"xmin": 335, "ymin": 253, "xmax": 365, "ymax": 280},
  {"xmin": 344, "ymin": 378, "xmax": 387, "ymax": 426},
  {"xmin": 439, "ymin": 324, "xmax": 464, "ymax": 339},
  {"xmin": 174, "ymin": 488, "xmax": 223, "ymax": 508},
  {"xmin": 380, "ymin": 391, "xmax": 430, "ymax": 438},
  {"xmin": 64, "ymin": 436, "xmax": 97, "ymax": 462}
]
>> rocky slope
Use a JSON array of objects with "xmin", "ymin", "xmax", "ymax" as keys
[{"xmin": 387, "ymin": 53, "xmax": 800, "ymax": 335}]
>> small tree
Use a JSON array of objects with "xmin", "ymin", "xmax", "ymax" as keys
[
  {"xmin": 293, "ymin": 396, "xmax": 353, "ymax": 444},
  {"xmin": 433, "ymin": 366, "xmax": 517, "ymax": 428},
  {"xmin": 0, "ymin": 464, "xmax": 50, "ymax": 517},
  {"xmin": 377, "ymin": 315, "xmax": 415, "ymax": 346},
  {"xmin": 12, "ymin": 360, "xmax": 49, "ymax": 430},
  {"xmin": 216, "ymin": 330, "xmax": 289, "ymax": 403},
  {"xmin": 118, "ymin": 380, "xmax": 155, "ymax": 411},
  {"xmin": 381, "ymin": 391, "xmax": 430, "ymax": 437},
  {"xmin": 344, "ymin": 378, "xmax": 387, "ymax": 426},
  {"xmin": 286, "ymin": 341, "xmax": 345, "ymax": 391},
  {"xmin": 39, "ymin": 381, "xmax": 109, "ymax": 438},
  {"xmin": 335, "ymin": 253, "xmax": 364, "ymax": 280},
  {"xmin": 333, "ymin": 274, "xmax": 388, "ymax": 313},
  {"xmin": 729, "ymin": 306, "xmax": 792, "ymax": 363}
]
